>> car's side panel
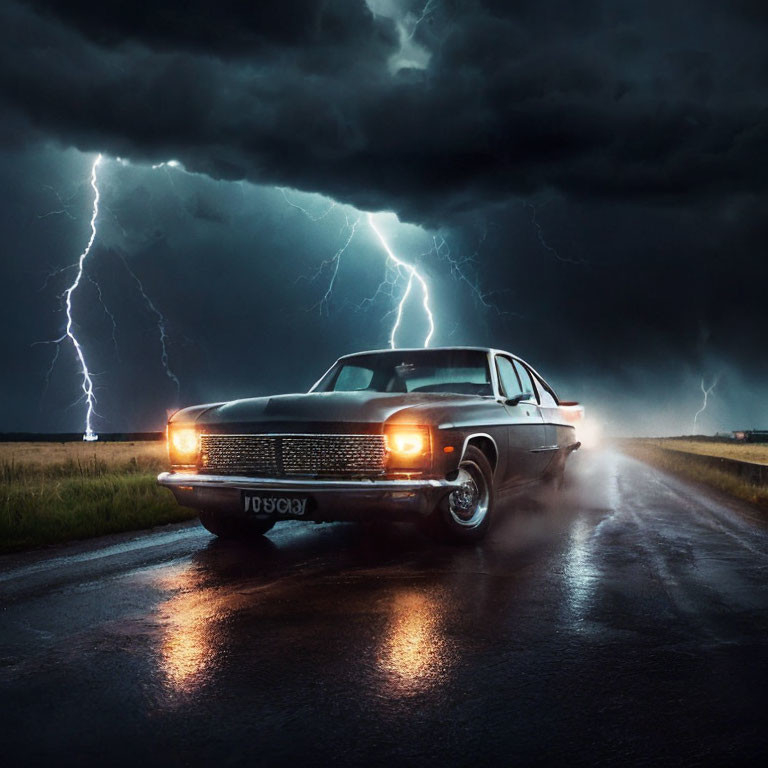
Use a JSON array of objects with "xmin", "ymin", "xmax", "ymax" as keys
[
  {"xmin": 430, "ymin": 401, "xmax": 510, "ymax": 481},
  {"xmin": 554, "ymin": 423, "xmax": 578, "ymax": 452},
  {"xmin": 499, "ymin": 401, "xmax": 548, "ymax": 486},
  {"xmin": 535, "ymin": 401, "xmax": 561, "ymax": 475},
  {"xmin": 432, "ymin": 400, "xmax": 548, "ymax": 489}
]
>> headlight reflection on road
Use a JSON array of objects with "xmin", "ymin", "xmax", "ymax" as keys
[
  {"xmin": 154, "ymin": 566, "xmax": 236, "ymax": 695},
  {"xmin": 160, "ymin": 592, "xmax": 216, "ymax": 693},
  {"xmin": 377, "ymin": 590, "xmax": 451, "ymax": 697}
]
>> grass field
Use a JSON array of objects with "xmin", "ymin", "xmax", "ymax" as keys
[
  {"xmin": 622, "ymin": 439, "xmax": 768, "ymax": 511},
  {"xmin": 642, "ymin": 439, "xmax": 768, "ymax": 465},
  {"xmin": 0, "ymin": 441, "xmax": 196, "ymax": 553}
]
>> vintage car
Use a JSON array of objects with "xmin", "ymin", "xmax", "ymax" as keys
[{"xmin": 158, "ymin": 347, "xmax": 581, "ymax": 542}]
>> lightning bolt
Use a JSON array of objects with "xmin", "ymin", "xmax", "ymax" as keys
[
  {"xmin": 118, "ymin": 253, "xmax": 180, "ymax": 394},
  {"xmin": 37, "ymin": 184, "xmax": 78, "ymax": 221},
  {"xmin": 279, "ymin": 188, "xmax": 337, "ymax": 221},
  {"xmin": 38, "ymin": 154, "xmax": 183, "ymax": 431},
  {"xmin": 406, "ymin": 0, "xmax": 439, "ymax": 38},
  {"xmin": 282, "ymin": 191, "xmax": 440, "ymax": 347},
  {"xmin": 63, "ymin": 154, "xmax": 102, "ymax": 441},
  {"xmin": 431, "ymin": 230, "xmax": 516, "ymax": 316},
  {"xmin": 367, "ymin": 212, "xmax": 435, "ymax": 348},
  {"xmin": 301, "ymin": 214, "xmax": 361, "ymax": 315},
  {"xmin": 40, "ymin": 160, "xmax": 488, "ymax": 431},
  {"xmin": 524, "ymin": 201, "xmax": 587, "ymax": 266},
  {"xmin": 110, "ymin": 159, "xmax": 182, "ymax": 395},
  {"xmin": 83, "ymin": 271, "xmax": 119, "ymax": 359},
  {"xmin": 692, "ymin": 375, "xmax": 720, "ymax": 435}
]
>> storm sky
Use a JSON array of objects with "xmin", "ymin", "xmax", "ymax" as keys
[{"xmin": 1, "ymin": 0, "xmax": 767, "ymax": 435}]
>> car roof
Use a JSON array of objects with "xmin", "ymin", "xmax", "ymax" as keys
[
  {"xmin": 318, "ymin": 347, "xmax": 561, "ymax": 401},
  {"xmin": 337, "ymin": 346, "xmax": 496, "ymax": 359}
]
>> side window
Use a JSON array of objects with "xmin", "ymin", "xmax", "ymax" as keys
[
  {"xmin": 496, "ymin": 356, "xmax": 523, "ymax": 398},
  {"xmin": 533, "ymin": 373, "xmax": 558, "ymax": 407},
  {"xmin": 333, "ymin": 365, "xmax": 374, "ymax": 391},
  {"xmin": 512, "ymin": 360, "xmax": 539, "ymax": 403}
]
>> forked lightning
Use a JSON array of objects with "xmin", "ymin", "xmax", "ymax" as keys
[
  {"xmin": 63, "ymin": 154, "xmax": 102, "ymax": 441},
  {"xmin": 367, "ymin": 212, "xmax": 435, "ymax": 349}
]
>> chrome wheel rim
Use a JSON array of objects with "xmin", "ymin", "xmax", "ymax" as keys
[{"xmin": 447, "ymin": 460, "xmax": 489, "ymax": 529}]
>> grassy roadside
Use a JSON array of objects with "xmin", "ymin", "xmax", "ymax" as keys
[
  {"xmin": 621, "ymin": 439, "xmax": 768, "ymax": 511},
  {"xmin": 645, "ymin": 438, "xmax": 768, "ymax": 465},
  {"xmin": 0, "ymin": 442, "xmax": 196, "ymax": 553}
]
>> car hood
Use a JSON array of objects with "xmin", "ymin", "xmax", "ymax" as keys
[{"xmin": 171, "ymin": 391, "xmax": 488, "ymax": 427}]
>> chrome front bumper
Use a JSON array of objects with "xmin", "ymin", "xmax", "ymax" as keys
[{"xmin": 157, "ymin": 472, "xmax": 462, "ymax": 521}]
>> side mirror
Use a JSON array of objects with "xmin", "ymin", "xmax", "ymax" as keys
[{"xmin": 505, "ymin": 392, "xmax": 534, "ymax": 406}]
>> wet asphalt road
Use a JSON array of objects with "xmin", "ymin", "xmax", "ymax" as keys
[{"xmin": 2, "ymin": 449, "xmax": 768, "ymax": 767}]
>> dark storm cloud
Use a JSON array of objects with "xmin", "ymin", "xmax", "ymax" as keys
[
  {"xmin": 25, "ymin": 1, "xmax": 388, "ymax": 59},
  {"xmin": 2, "ymin": 0, "xmax": 767, "ymax": 222},
  {"xmin": 0, "ymin": 2, "xmax": 766, "ymax": 436}
]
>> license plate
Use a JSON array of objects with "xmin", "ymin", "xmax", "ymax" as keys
[{"xmin": 242, "ymin": 492, "xmax": 313, "ymax": 517}]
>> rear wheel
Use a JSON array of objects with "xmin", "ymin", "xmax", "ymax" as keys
[
  {"xmin": 199, "ymin": 509, "xmax": 275, "ymax": 539},
  {"xmin": 432, "ymin": 445, "xmax": 495, "ymax": 543}
]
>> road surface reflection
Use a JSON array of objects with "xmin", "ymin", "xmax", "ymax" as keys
[
  {"xmin": 377, "ymin": 589, "xmax": 451, "ymax": 696},
  {"xmin": 155, "ymin": 564, "xmax": 235, "ymax": 694}
]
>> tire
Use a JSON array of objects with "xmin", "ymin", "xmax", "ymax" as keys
[
  {"xmin": 199, "ymin": 509, "xmax": 275, "ymax": 539},
  {"xmin": 431, "ymin": 445, "xmax": 495, "ymax": 543}
]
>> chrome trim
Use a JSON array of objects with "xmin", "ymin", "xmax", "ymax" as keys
[
  {"xmin": 458, "ymin": 432, "xmax": 499, "ymax": 476},
  {"xmin": 531, "ymin": 446, "xmax": 560, "ymax": 453},
  {"xmin": 309, "ymin": 362, "xmax": 338, "ymax": 392},
  {"xmin": 438, "ymin": 418, "xmax": 502, "ymax": 429},
  {"xmin": 158, "ymin": 472, "xmax": 461, "ymax": 492},
  {"xmin": 494, "ymin": 352, "xmax": 538, "ymax": 404},
  {"xmin": 448, "ymin": 460, "xmax": 490, "ymax": 529},
  {"xmin": 200, "ymin": 432, "xmax": 380, "ymax": 438},
  {"xmin": 197, "ymin": 432, "xmax": 389, "ymax": 478},
  {"xmin": 488, "ymin": 350, "xmax": 502, "ymax": 400},
  {"xmin": 489, "ymin": 347, "xmax": 561, "ymax": 405}
]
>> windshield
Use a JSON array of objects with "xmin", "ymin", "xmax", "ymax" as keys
[{"xmin": 314, "ymin": 350, "xmax": 493, "ymax": 396}]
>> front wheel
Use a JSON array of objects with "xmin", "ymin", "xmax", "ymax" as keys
[
  {"xmin": 199, "ymin": 509, "xmax": 275, "ymax": 539},
  {"xmin": 431, "ymin": 445, "xmax": 495, "ymax": 543}
]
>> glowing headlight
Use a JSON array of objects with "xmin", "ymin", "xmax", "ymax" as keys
[
  {"xmin": 384, "ymin": 425, "xmax": 430, "ymax": 462},
  {"xmin": 388, "ymin": 429, "xmax": 425, "ymax": 456},
  {"xmin": 168, "ymin": 426, "xmax": 200, "ymax": 465}
]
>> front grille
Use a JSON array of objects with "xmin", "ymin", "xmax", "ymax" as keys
[
  {"xmin": 199, "ymin": 434, "xmax": 387, "ymax": 478},
  {"xmin": 200, "ymin": 434, "xmax": 278, "ymax": 477}
]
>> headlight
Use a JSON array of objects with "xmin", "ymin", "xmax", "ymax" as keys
[
  {"xmin": 168, "ymin": 426, "xmax": 200, "ymax": 467},
  {"xmin": 387, "ymin": 427, "xmax": 426, "ymax": 456},
  {"xmin": 384, "ymin": 425, "xmax": 430, "ymax": 471}
]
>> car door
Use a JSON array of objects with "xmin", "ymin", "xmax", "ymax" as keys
[
  {"xmin": 495, "ymin": 355, "xmax": 548, "ymax": 486},
  {"xmin": 524, "ymin": 365, "xmax": 562, "ymax": 475},
  {"xmin": 511, "ymin": 358, "xmax": 558, "ymax": 478}
]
